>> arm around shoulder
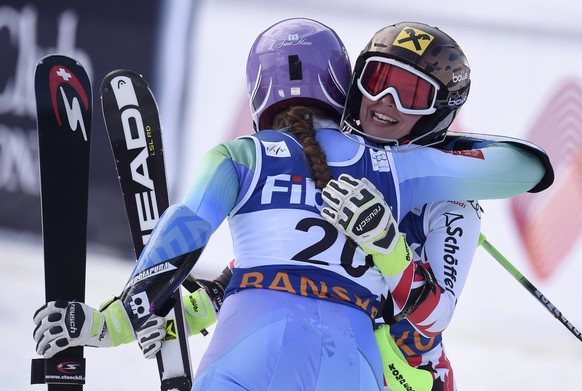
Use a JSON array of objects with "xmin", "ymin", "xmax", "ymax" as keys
[{"xmin": 439, "ymin": 131, "xmax": 554, "ymax": 193}]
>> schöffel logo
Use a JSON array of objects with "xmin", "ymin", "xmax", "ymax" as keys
[
  {"xmin": 442, "ymin": 212, "xmax": 464, "ymax": 296},
  {"xmin": 49, "ymin": 65, "xmax": 89, "ymax": 141}
]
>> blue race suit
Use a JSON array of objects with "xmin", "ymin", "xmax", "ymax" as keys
[{"xmin": 120, "ymin": 126, "xmax": 546, "ymax": 391}]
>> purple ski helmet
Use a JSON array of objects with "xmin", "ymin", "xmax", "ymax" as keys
[{"xmin": 246, "ymin": 18, "xmax": 351, "ymax": 131}]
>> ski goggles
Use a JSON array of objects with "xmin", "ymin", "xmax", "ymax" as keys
[{"xmin": 357, "ymin": 56, "xmax": 440, "ymax": 115}]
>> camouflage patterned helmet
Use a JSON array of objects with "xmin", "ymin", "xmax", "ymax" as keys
[{"xmin": 343, "ymin": 21, "xmax": 471, "ymax": 145}]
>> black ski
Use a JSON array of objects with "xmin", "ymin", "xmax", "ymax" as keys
[
  {"xmin": 30, "ymin": 55, "xmax": 92, "ymax": 390},
  {"xmin": 100, "ymin": 69, "xmax": 193, "ymax": 391}
]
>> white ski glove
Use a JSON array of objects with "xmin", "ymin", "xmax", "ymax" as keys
[
  {"xmin": 33, "ymin": 298, "xmax": 135, "ymax": 358},
  {"xmin": 321, "ymin": 174, "xmax": 412, "ymax": 276},
  {"xmin": 136, "ymin": 286, "xmax": 219, "ymax": 359},
  {"xmin": 136, "ymin": 315, "xmax": 166, "ymax": 359}
]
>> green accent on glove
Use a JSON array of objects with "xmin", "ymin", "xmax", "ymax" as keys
[
  {"xmin": 182, "ymin": 288, "xmax": 218, "ymax": 336},
  {"xmin": 374, "ymin": 324, "xmax": 433, "ymax": 391},
  {"xmin": 89, "ymin": 308, "xmax": 103, "ymax": 338},
  {"xmin": 365, "ymin": 234, "xmax": 412, "ymax": 276},
  {"xmin": 101, "ymin": 299, "xmax": 136, "ymax": 346}
]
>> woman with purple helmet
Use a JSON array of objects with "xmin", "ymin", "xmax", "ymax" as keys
[{"xmin": 33, "ymin": 18, "xmax": 552, "ymax": 390}]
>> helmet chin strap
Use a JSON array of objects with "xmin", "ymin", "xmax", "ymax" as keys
[
  {"xmin": 409, "ymin": 110, "xmax": 456, "ymax": 144},
  {"xmin": 340, "ymin": 116, "xmax": 447, "ymax": 153}
]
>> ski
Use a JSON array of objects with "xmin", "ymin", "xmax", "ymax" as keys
[
  {"xmin": 100, "ymin": 69, "xmax": 193, "ymax": 391},
  {"xmin": 30, "ymin": 55, "xmax": 92, "ymax": 390}
]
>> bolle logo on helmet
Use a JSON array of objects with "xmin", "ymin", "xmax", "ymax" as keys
[
  {"xmin": 448, "ymin": 94, "xmax": 468, "ymax": 107},
  {"xmin": 393, "ymin": 27, "xmax": 434, "ymax": 55},
  {"xmin": 452, "ymin": 70, "xmax": 469, "ymax": 84}
]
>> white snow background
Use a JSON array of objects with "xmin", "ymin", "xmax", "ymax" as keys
[{"xmin": 2, "ymin": 222, "xmax": 582, "ymax": 391}]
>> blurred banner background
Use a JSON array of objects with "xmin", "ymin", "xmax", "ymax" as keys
[
  {"xmin": 1, "ymin": 1, "xmax": 581, "ymax": 389},
  {"xmin": 0, "ymin": 0, "xmax": 172, "ymax": 253}
]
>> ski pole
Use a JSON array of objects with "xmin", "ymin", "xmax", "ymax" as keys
[{"xmin": 478, "ymin": 233, "xmax": 582, "ymax": 343}]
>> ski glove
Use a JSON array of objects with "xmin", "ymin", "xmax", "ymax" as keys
[
  {"xmin": 321, "ymin": 174, "xmax": 412, "ymax": 276},
  {"xmin": 33, "ymin": 298, "xmax": 135, "ymax": 358},
  {"xmin": 136, "ymin": 287, "xmax": 219, "ymax": 359},
  {"xmin": 136, "ymin": 315, "xmax": 166, "ymax": 359}
]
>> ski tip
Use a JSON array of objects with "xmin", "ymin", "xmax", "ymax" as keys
[
  {"xmin": 36, "ymin": 54, "xmax": 87, "ymax": 70},
  {"xmin": 101, "ymin": 69, "xmax": 148, "ymax": 91}
]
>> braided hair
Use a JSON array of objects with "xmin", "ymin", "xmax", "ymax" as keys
[{"xmin": 272, "ymin": 106, "xmax": 332, "ymax": 190}]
